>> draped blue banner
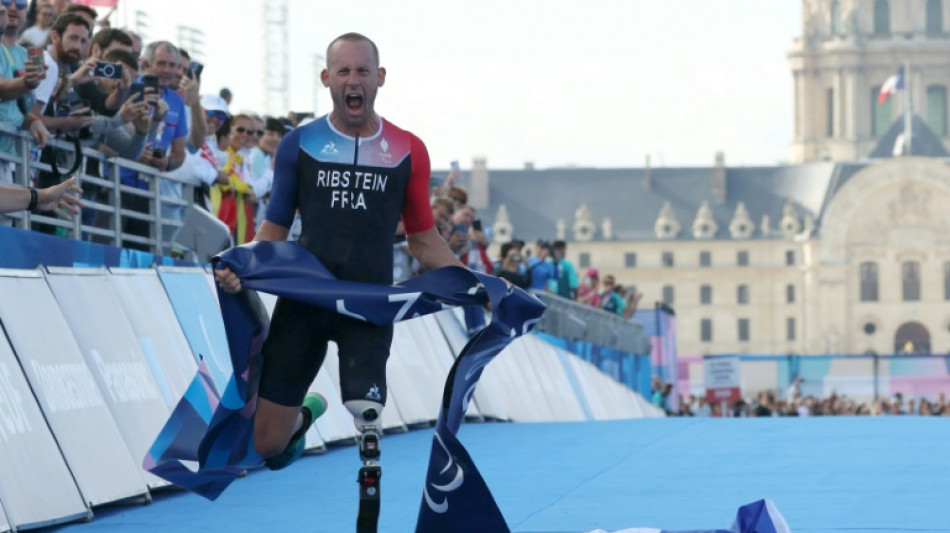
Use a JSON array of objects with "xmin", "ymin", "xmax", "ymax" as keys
[{"xmin": 144, "ymin": 241, "xmax": 545, "ymax": 532}]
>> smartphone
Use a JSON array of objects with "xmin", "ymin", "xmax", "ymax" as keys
[
  {"xmin": 142, "ymin": 75, "xmax": 159, "ymax": 105},
  {"xmin": 93, "ymin": 61, "xmax": 122, "ymax": 79},
  {"xmin": 453, "ymin": 224, "xmax": 467, "ymax": 234},
  {"xmin": 129, "ymin": 82, "xmax": 145, "ymax": 102},
  {"xmin": 471, "ymin": 219, "xmax": 482, "ymax": 231},
  {"xmin": 188, "ymin": 60, "xmax": 203, "ymax": 79},
  {"xmin": 27, "ymin": 47, "xmax": 43, "ymax": 70}
]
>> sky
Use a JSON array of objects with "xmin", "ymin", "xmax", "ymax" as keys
[{"xmin": 108, "ymin": 0, "xmax": 802, "ymax": 170}]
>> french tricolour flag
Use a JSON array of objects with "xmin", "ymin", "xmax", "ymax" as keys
[{"xmin": 878, "ymin": 66, "xmax": 905, "ymax": 104}]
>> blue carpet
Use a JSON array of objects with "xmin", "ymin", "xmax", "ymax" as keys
[{"xmin": 45, "ymin": 418, "xmax": 950, "ymax": 532}]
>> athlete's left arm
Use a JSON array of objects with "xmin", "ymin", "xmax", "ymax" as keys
[
  {"xmin": 408, "ymin": 226, "xmax": 464, "ymax": 271},
  {"xmin": 403, "ymin": 134, "xmax": 464, "ymax": 270}
]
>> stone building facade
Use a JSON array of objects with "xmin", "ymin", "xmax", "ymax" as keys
[{"xmin": 461, "ymin": 1, "xmax": 950, "ymax": 358}]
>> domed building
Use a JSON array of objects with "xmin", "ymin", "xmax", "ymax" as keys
[{"xmin": 453, "ymin": 0, "xmax": 950, "ymax": 358}]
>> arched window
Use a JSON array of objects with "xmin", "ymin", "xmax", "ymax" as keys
[
  {"xmin": 873, "ymin": 0, "xmax": 890, "ymax": 36},
  {"xmin": 894, "ymin": 322, "xmax": 931, "ymax": 355},
  {"xmin": 927, "ymin": 0, "xmax": 944, "ymax": 35},
  {"xmin": 927, "ymin": 85, "xmax": 948, "ymax": 136},
  {"xmin": 902, "ymin": 261, "xmax": 921, "ymax": 301},
  {"xmin": 737, "ymin": 284, "xmax": 750, "ymax": 304},
  {"xmin": 860, "ymin": 261, "xmax": 878, "ymax": 301},
  {"xmin": 831, "ymin": 0, "xmax": 843, "ymax": 35}
]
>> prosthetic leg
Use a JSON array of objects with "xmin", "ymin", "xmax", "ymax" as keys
[{"xmin": 346, "ymin": 400, "xmax": 384, "ymax": 533}]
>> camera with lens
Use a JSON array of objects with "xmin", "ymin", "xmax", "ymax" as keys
[{"xmin": 93, "ymin": 61, "xmax": 123, "ymax": 79}]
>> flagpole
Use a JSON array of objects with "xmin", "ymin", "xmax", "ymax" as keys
[{"xmin": 904, "ymin": 60, "xmax": 912, "ymax": 156}]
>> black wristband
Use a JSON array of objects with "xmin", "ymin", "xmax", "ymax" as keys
[{"xmin": 27, "ymin": 187, "xmax": 37, "ymax": 211}]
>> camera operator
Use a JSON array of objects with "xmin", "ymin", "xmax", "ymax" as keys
[
  {"xmin": 496, "ymin": 242, "xmax": 531, "ymax": 289},
  {"xmin": 72, "ymin": 28, "xmax": 134, "ymax": 117}
]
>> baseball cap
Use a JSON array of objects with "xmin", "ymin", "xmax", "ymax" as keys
[
  {"xmin": 200, "ymin": 94, "xmax": 230, "ymax": 115},
  {"xmin": 587, "ymin": 268, "xmax": 599, "ymax": 278}
]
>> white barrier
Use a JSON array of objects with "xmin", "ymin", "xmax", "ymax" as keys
[
  {"xmin": 0, "ymin": 500, "xmax": 10, "ymax": 533},
  {"xmin": 109, "ymin": 269, "xmax": 199, "ymax": 409},
  {"xmin": 434, "ymin": 309, "xmax": 511, "ymax": 421},
  {"xmin": 45, "ymin": 269, "xmax": 172, "ymax": 489},
  {"xmin": 0, "ymin": 271, "xmax": 149, "ymax": 507},
  {"xmin": 156, "ymin": 268, "xmax": 234, "ymax": 394},
  {"xmin": 0, "ymin": 266, "xmax": 660, "ymax": 529},
  {"xmin": 0, "ymin": 329, "xmax": 90, "ymax": 530}
]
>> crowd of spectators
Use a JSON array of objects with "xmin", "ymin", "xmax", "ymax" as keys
[
  {"xmin": 397, "ymin": 164, "xmax": 645, "ymax": 323},
  {"xmin": 666, "ymin": 381, "xmax": 950, "ymax": 418},
  {"xmin": 0, "ymin": 0, "xmax": 308, "ymax": 254}
]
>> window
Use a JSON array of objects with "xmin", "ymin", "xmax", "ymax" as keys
[
  {"xmin": 700, "ymin": 285, "xmax": 712, "ymax": 305},
  {"xmin": 902, "ymin": 261, "xmax": 921, "ymax": 301},
  {"xmin": 786, "ymin": 284, "xmax": 796, "ymax": 304},
  {"xmin": 662, "ymin": 251, "xmax": 674, "ymax": 267},
  {"xmin": 787, "ymin": 318, "xmax": 796, "ymax": 341},
  {"xmin": 927, "ymin": 85, "xmax": 947, "ymax": 136},
  {"xmin": 625, "ymin": 252, "xmax": 637, "ymax": 268},
  {"xmin": 831, "ymin": 0, "xmax": 843, "ymax": 35},
  {"xmin": 662, "ymin": 285, "xmax": 675, "ymax": 306},
  {"xmin": 701, "ymin": 319, "xmax": 713, "ymax": 342},
  {"xmin": 927, "ymin": 0, "xmax": 943, "ymax": 35},
  {"xmin": 737, "ymin": 250, "xmax": 749, "ymax": 266},
  {"xmin": 872, "ymin": 86, "xmax": 893, "ymax": 136},
  {"xmin": 785, "ymin": 250, "xmax": 796, "ymax": 266},
  {"xmin": 873, "ymin": 0, "xmax": 890, "ymax": 36},
  {"xmin": 699, "ymin": 251, "xmax": 711, "ymax": 267},
  {"xmin": 578, "ymin": 252, "xmax": 591, "ymax": 269},
  {"xmin": 945, "ymin": 262, "xmax": 950, "ymax": 300},
  {"xmin": 860, "ymin": 261, "xmax": 879, "ymax": 302},
  {"xmin": 737, "ymin": 284, "xmax": 750, "ymax": 304},
  {"xmin": 738, "ymin": 318, "xmax": 750, "ymax": 342},
  {"xmin": 826, "ymin": 87, "xmax": 835, "ymax": 137}
]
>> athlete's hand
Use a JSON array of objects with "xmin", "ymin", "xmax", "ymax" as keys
[{"xmin": 214, "ymin": 266, "xmax": 243, "ymax": 293}]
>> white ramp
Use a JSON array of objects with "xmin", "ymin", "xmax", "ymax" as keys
[
  {"xmin": 0, "ymin": 271, "xmax": 148, "ymax": 506},
  {"xmin": 46, "ymin": 269, "xmax": 172, "ymax": 489},
  {"xmin": 0, "ymin": 328, "xmax": 90, "ymax": 530}
]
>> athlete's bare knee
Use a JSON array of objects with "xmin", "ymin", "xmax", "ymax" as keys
[{"xmin": 254, "ymin": 399, "xmax": 299, "ymax": 458}]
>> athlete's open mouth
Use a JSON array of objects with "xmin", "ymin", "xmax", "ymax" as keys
[{"xmin": 345, "ymin": 93, "xmax": 363, "ymax": 111}]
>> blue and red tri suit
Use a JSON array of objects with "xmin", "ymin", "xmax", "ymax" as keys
[{"xmin": 260, "ymin": 115, "xmax": 435, "ymax": 407}]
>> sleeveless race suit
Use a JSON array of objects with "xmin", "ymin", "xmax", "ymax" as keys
[{"xmin": 259, "ymin": 115, "xmax": 434, "ymax": 406}]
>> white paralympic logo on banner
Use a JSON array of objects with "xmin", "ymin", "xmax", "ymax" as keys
[{"xmin": 423, "ymin": 432, "xmax": 465, "ymax": 513}]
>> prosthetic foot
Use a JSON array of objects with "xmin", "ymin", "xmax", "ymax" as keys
[{"xmin": 346, "ymin": 400, "xmax": 384, "ymax": 533}]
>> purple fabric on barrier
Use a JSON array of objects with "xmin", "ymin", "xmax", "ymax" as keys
[{"xmin": 144, "ymin": 240, "xmax": 545, "ymax": 533}]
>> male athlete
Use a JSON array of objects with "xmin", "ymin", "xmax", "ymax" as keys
[{"xmin": 214, "ymin": 33, "xmax": 464, "ymax": 471}]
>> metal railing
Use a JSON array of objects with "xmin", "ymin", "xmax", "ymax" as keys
[
  {"xmin": 532, "ymin": 291, "xmax": 651, "ymax": 355},
  {"xmin": 0, "ymin": 121, "xmax": 195, "ymax": 255}
]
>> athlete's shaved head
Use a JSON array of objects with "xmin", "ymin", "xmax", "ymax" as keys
[{"xmin": 327, "ymin": 32, "xmax": 379, "ymax": 67}]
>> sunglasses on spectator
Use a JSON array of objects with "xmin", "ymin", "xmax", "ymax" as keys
[
  {"xmin": 235, "ymin": 127, "xmax": 264, "ymax": 136},
  {"xmin": 0, "ymin": 0, "xmax": 28, "ymax": 9},
  {"xmin": 206, "ymin": 110, "xmax": 227, "ymax": 121}
]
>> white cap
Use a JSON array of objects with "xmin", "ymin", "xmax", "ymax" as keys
[{"xmin": 200, "ymin": 94, "xmax": 229, "ymax": 114}]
